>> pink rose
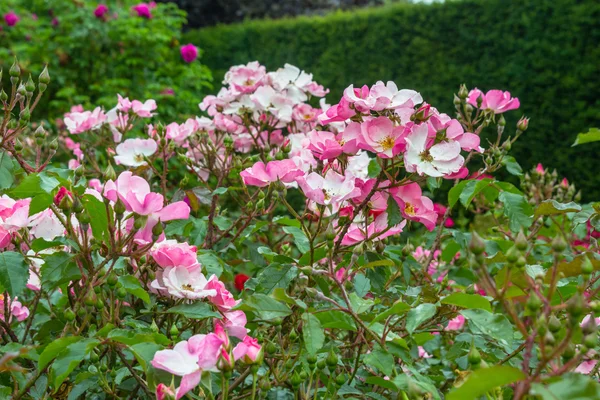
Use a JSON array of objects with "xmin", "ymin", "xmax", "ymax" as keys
[{"xmin": 180, "ymin": 44, "xmax": 198, "ymax": 63}]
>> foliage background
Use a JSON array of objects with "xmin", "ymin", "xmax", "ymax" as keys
[
  {"xmin": 0, "ymin": 0, "xmax": 212, "ymax": 121},
  {"xmin": 185, "ymin": 0, "xmax": 600, "ymax": 199}
]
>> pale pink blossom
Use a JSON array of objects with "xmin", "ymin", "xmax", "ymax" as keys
[
  {"xmin": 206, "ymin": 279, "xmax": 240, "ymax": 312},
  {"xmin": 307, "ymin": 130, "xmax": 343, "ymax": 160},
  {"xmin": 152, "ymin": 334, "xmax": 224, "ymax": 399},
  {"xmin": 404, "ymin": 123, "xmax": 464, "ymax": 178},
  {"xmin": 131, "ymin": 99, "xmax": 157, "ymax": 117},
  {"xmin": 445, "ymin": 315, "xmax": 465, "ymax": 331},
  {"xmin": 151, "ymin": 267, "xmax": 217, "ymax": 300},
  {"xmin": 575, "ymin": 360, "xmax": 597, "ymax": 374},
  {"xmin": 150, "ymin": 240, "xmax": 200, "ymax": 270},
  {"xmin": 0, "ymin": 196, "xmax": 30, "ymax": 247},
  {"xmin": 240, "ymin": 160, "xmax": 303, "ymax": 187},
  {"xmin": 64, "ymin": 107, "xmax": 106, "ymax": 134},
  {"xmin": 225, "ymin": 62, "xmax": 266, "ymax": 94},
  {"xmin": 359, "ymin": 116, "xmax": 406, "ymax": 158},
  {"xmin": 390, "ymin": 183, "xmax": 437, "ymax": 231},
  {"xmin": 222, "ymin": 310, "xmax": 248, "ymax": 339},
  {"xmin": 467, "ymin": 88, "xmax": 520, "ymax": 114},
  {"xmin": 28, "ymin": 209, "xmax": 65, "ymax": 240},
  {"xmin": 297, "ymin": 170, "xmax": 360, "ymax": 206},
  {"xmin": 341, "ymin": 212, "xmax": 406, "ymax": 246},
  {"xmin": 233, "ymin": 336, "xmax": 262, "ymax": 363},
  {"xmin": 114, "ymin": 138, "xmax": 157, "ymax": 167}
]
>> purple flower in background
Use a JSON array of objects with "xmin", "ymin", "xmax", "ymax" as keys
[
  {"xmin": 4, "ymin": 11, "xmax": 20, "ymax": 27},
  {"xmin": 132, "ymin": 3, "xmax": 152, "ymax": 18},
  {"xmin": 52, "ymin": 17, "xmax": 59, "ymax": 26},
  {"xmin": 180, "ymin": 44, "xmax": 198, "ymax": 63},
  {"xmin": 94, "ymin": 4, "xmax": 109, "ymax": 19}
]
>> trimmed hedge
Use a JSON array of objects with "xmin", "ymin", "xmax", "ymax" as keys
[{"xmin": 185, "ymin": 0, "xmax": 600, "ymax": 199}]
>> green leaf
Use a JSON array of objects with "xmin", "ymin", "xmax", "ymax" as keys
[
  {"xmin": 9, "ymin": 174, "xmax": 43, "ymax": 199},
  {"xmin": 365, "ymin": 376, "xmax": 398, "ymax": 391},
  {"xmin": 442, "ymin": 293, "xmax": 491, "ymax": 312},
  {"xmin": 29, "ymin": 194, "xmax": 54, "ymax": 215},
  {"xmin": 282, "ymin": 226, "xmax": 310, "ymax": 253},
  {"xmin": 448, "ymin": 180, "xmax": 469, "ymax": 208},
  {"xmin": 461, "ymin": 309, "xmax": 514, "ymax": 344},
  {"xmin": 446, "ymin": 365, "xmax": 525, "ymax": 400},
  {"xmin": 301, "ymin": 313, "xmax": 324, "ymax": 355},
  {"xmin": 501, "ymin": 155, "xmax": 523, "ymax": 176},
  {"xmin": 130, "ymin": 342, "xmax": 163, "ymax": 372},
  {"xmin": 241, "ymin": 293, "xmax": 292, "ymax": 320},
  {"xmin": 426, "ymin": 177, "xmax": 441, "ymax": 193},
  {"xmin": 118, "ymin": 275, "xmax": 150, "ymax": 304},
  {"xmin": 314, "ymin": 310, "xmax": 356, "ymax": 331},
  {"xmin": 0, "ymin": 153, "xmax": 15, "ymax": 189},
  {"xmin": 40, "ymin": 252, "xmax": 81, "ymax": 290},
  {"xmin": 530, "ymin": 373, "xmax": 600, "ymax": 400},
  {"xmin": 107, "ymin": 329, "xmax": 169, "ymax": 347},
  {"xmin": 0, "ymin": 251, "xmax": 28, "ymax": 297},
  {"xmin": 572, "ymin": 128, "xmax": 600, "ymax": 147},
  {"xmin": 51, "ymin": 338, "xmax": 100, "ymax": 390},
  {"xmin": 459, "ymin": 178, "xmax": 493, "ymax": 207},
  {"xmin": 38, "ymin": 336, "xmax": 82, "ymax": 371},
  {"xmin": 348, "ymin": 292, "xmax": 374, "ymax": 314},
  {"xmin": 197, "ymin": 252, "xmax": 224, "ymax": 277},
  {"xmin": 534, "ymin": 200, "xmax": 581, "ymax": 218},
  {"xmin": 298, "ymin": 247, "xmax": 327, "ymax": 266},
  {"xmin": 387, "ymin": 195, "xmax": 403, "ymax": 227},
  {"xmin": 498, "ymin": 192, "xmax": 533, "ymax": 232},
  {"xmin": 441, "ymin": 241, "xmax": 461, "ymax": 263},
  {"xmin": 364, "ymin": 347, "xmax": 394, "ymax": 376},
  {"xmin": 367, "ymin": 158, "xmax": 381, "ymax": 178},
  {"xmin": 406, "ymin": 303, "xmax": 437, "ymax": 334},
  {"xmin": 255, "ymin": 263, "xmax": 298, "ymax": 294},
  {"xmin": 82, "ymin": 194, "xmax": 109, "ymax": 242},
  {"xmin": 353, "ymin": 273, "xmax": 371, "ymax": 297},
  {"xmin": 372, "ymin": 301, "xmax": 411, "ymax": 323},
  {"xmin": 167, "ymin": 302, "xmax": 220, "ymax": 320}
]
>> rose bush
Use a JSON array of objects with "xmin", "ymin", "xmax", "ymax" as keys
[
  {"xmin": 0, "ymin": 58, "xmax": 599, "ymax": 400},
  {"xmin": 0, "ymin": 1, "xmax": 211, "ymax": 121}
]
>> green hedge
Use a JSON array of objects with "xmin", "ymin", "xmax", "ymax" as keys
[{"xmin": 185, "ymin": 0, "xmax": 600, "ymax": 199}]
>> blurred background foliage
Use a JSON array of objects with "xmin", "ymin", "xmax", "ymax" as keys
[
  {"xmin": 184, "ymin": 0, "xmax": 600, "ymax": 199},
  {"xmin": 0, "ymin": 0, "xmax": 212, "ymax": 121}
]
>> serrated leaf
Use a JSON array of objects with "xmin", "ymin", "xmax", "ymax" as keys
[
  {"xmin": 387, "ymin": 195, "xmax": 403, "ymax": 227},
  {"xmin": 572, "ymin": 128, "xmax": 600, "ymax": 146},
  {"xmin": 446, "ymin": 366, "xmax": 525, "ymax": 400},
  {"xmin": 364, "ymin": 347, "xmax": 394, "ymax": 376},
  {"xmin": 459, "ymin": 178, "xmax": 494, "ymax": 207},
  {"xmin": 240, "ymin": 294, "xmax": 292, "ymax": 320},
  {"xmin": 501, "ymin": 155, "xmax": 523, "ymax": 176},
  {"xmin": 301, "ymin": 313, "xmax": 324, "ymax": 355},
  {"xmin": 314, "ymin": 310, "xmax": 356, "ymax": 331},
  {"xmin": 461, "ymin": 309, "xmax": 514, "ymax": 344},
  {"xmin": 39, "ymin": 336, "xmax": 82, "ymax": 371},
  {"xmin": 118, "ymin": 275, "xmax": 150, "ymax": 304},
  {"xmin": 353, "ymin": 273, "xmax": 371, "ymax": 297},
  {"xmin": 406, "ymin": 303, "xmax": 437, "ymax": 334},
  {"xmin": 448, "ymin": 180, "xmax": 469, "ymax": 208},
  {"xmin": 255, "ymin": 263, "xmax": 298, "ymax": 294},
  {"xmin": 534, "ymin": 200, "xmax": 581, "ymax": 218},
  {"xmin": 367, "ymin": 158, "xmax": 381, "ymax": 178},
  {"xmin": 167, "ymin": 302, "xmax": 220, "ymax": 320},
  {"xmin": 0, "ymin": 251, "xmax": 28, "ymax": 297},
  {"xmin": 282, "ymin": 226, "xmax": 310, "ymax": 253},
  {"xmin": 498, "ymin": 192, "xmax": 533, "ymax": 232},
  {"xmin": 372, "ymin": 301, "xmax": 411, "ymax": 323},
  {"xmin": 40, "ymin": 252, "xmax": 81, "ymax": 290},
  {"xmin": 51, "ymin": 338, "xmax": 99, "ymax": 390},
  {"xmin": 441, "ymin": 293, "xmax": 491, "ymax": 312},
  {"xmin": 82, "ymin": 194, "xmax": 109, "ymax": 242}
]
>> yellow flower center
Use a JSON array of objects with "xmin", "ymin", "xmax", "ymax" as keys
[
  {"xmin": 420, "ymin": 150, "xmax": 433, "ymax": 162},
  {"xmin": 379, "ymin": 136, "xmax": 395, "ymax": 151},
  {"xmin": 181, "ymin": 284, "xmax": 193, "ymax": 291},
  {"xmin": 405, "ymin": 202, "xmax": 415, "ymax": 215}
]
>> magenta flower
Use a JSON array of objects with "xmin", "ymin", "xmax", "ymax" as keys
[
  {"xmin": 94, "ymin": 4, "xmax": 109, "ymax": 19},
  {"xmin": 180, "ymin": 44, "xmax": 198, "ymax": 63},
  {"xmin": 132, "ymin": 3, "xmax": 152, "ymax": 18},
  {"xmin": 4, "ymin": 11, "xmax": 19, "ymax": 27}
]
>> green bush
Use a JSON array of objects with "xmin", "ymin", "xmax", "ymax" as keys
[
  {"xmin": 186, "ymin": 0, "xmax": 600, "ymax": 199},
  {"xmin": 1, "ymin": 0, "xmax": 212, "ymax": 120}
]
